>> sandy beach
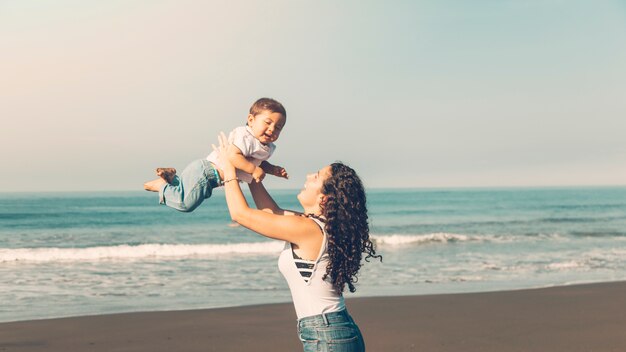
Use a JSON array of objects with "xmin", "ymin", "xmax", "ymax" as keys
[{"xmin": 1, "ymin": 281, "xmax": 625, "ymax": 351}]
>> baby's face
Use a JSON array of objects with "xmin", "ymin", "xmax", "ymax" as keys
[{"xmin": 247, "ymin": 110, "xmax": 286, "ymax": 144}]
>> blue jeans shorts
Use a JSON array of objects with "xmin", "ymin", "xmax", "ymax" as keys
[
  {"xmin": 159, "ymin": 159, "xmax": 221, "ymax": 212},
  {"xmin": 297, "ymin": 309, "xmax": 365, "ymax": 352}
]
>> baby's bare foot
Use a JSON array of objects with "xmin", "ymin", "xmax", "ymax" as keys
[
  {"xmin": 144, "ymin": 178, "xmax": 166, "ymax": 192},
  {"xmin": 156, "ymin": 168, "xmax": 177, "ymax": 184}
]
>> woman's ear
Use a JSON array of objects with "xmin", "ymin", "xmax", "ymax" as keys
[{"xmin": 319, "ymin": 195, "xmax": 327, "ymax": 206}]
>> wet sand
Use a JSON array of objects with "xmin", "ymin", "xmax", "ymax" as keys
[{"xmin": 1, "ymin": 281, "xmax": 625, "ymax": 351}]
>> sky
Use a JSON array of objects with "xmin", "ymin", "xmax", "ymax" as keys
[{"xmin": 1, "ymin": 0, "xmax": 625, "ymax": 192}]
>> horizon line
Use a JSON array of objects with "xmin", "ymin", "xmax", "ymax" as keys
[{"xmin": 1, "ymin": 184, "xmax": 625, "ymax": 194}]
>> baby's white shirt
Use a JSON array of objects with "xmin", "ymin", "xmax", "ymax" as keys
[{"xmin": 206, "ymin": 126, "xmax": 276, "ymax": 184}]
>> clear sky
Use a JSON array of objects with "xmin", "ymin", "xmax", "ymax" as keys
[{"xmin": 1, "ymin": 0, "xmax": 625, "ymax": 192}]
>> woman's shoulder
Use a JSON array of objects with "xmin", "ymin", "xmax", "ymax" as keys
[{"xmin": 304, "ymin": 214, "xmax": 327, "ymax": 234}]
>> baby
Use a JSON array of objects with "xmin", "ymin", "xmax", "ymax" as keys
[{"xmin": 143, "ymin": 98, "xmax": 288, "ymax": 212}]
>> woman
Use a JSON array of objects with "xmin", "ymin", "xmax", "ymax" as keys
[{"xmin": 214, "ymin": 133, "xmax": 381, "ymax": 351}]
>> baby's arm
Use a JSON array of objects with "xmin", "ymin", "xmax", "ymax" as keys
[
  {"xmin": 260, "ymin": 161, "xmax": 289, "ymax": 179},
  {"xmin": 227, "ymin": 145, "xmax": 265, "ymax": 182}
]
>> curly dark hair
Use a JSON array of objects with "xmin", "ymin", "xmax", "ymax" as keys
[{"xmin": 314, "ymin": 162, "xmax": 382, "ymax": 293}]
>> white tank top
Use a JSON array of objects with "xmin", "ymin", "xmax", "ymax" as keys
[{"xmin": 277, "ymin": 217, "xmax": 346, "ymax": 320}]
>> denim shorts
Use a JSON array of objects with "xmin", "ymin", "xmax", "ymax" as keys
[{"xmin": 297, "ymin": 309, "xmax": 365, "ymax": 352}]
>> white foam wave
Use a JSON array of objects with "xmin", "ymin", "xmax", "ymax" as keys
[
  {"xmin": 371, "ymin": 233, "xmax": 471, "ymax": 245},
  {"xmin": 0, "ymin": 242, "xmax": 284, "ymax": 263},
  {"xmin": 371, "ymin": 232, "xmax": 572, "ymax": 246},
  {"xmin": 546, "ymin": 261, "xmax": 584, "ymax": 270}
]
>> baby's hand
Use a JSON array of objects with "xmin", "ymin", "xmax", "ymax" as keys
[
  {"xmin": 261, "ymin": 162, "xmax": 289, "ymax": 179},
  {"xmin": 274, "ymin": 166, "xmax": 289, "ymax": 179},
  {"xmin": 252, "ymin": 166, "xmax": 266, "ymax": 183}
]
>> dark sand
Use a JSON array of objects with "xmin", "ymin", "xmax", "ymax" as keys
[{"xmin": 1, "ymin": 281, "xmax": 625, "ymax": 351}]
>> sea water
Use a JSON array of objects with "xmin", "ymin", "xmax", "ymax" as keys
[{"xmin": 1, "ymin": 187, "xmax": 625, "ymax": 322}]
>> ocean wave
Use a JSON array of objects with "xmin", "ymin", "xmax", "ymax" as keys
[
  {"xmin": 370, "ymin": 232, "xmax": 573, "ymax": 246},
  {"xmin": 371, "ymin": 233, "xmax": 473, "ymax": 245},
  {"xmin": 545, "ymin": 261, "xmax": 585, "ymax": 270},
  {"xmin": 0, "ymin": 242, "xmax": 284, "ymax": 263}
]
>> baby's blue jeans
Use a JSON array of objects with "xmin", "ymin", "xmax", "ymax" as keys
[{"xmin": 159, "ymin": 159, "xmax": 221, "ymax": 212}]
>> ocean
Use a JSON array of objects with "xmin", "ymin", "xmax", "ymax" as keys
[{"xmin": 1, "ymin": 187, "xmax": 625, "ymax": 323}]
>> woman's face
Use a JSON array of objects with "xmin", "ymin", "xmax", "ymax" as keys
[{"xmin": 297, "ymin": 165, "xmax": 332, "ymax": 209}]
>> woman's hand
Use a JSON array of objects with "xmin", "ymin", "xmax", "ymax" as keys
[
  {"xmin": 252, "ymin": 166, "xmax": 266, "ymax": 183},
  {"xmin": 212, "ymin": 132, "xmax": 237, "ymax": 180}
]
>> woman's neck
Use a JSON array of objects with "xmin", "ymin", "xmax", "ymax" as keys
[{"xmin": 302, "ymin": 206, "xmax": 321, "ymax": 217}]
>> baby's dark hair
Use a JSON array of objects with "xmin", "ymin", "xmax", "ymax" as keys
[{"xmin": 249, "ymin": 98, "xmax": 286, "ymax": 118}]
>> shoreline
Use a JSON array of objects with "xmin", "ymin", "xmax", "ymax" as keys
[{"xmin": 2, "ymin": 281, "xmax": 625, "ymax": 351}]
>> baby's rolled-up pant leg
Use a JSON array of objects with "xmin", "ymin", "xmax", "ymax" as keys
[{"xmin": 159, "ymin": 159, "xmax": 218, "ymax": 212}]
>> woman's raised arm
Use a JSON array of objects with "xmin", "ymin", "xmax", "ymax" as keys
[
  {"xmin": 214, "ymin": 133, "xmax": 319, "ymax": 246},
  {"xmin": 248, "ymin": 181, "xmax": 302, "ymax": 216}
]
